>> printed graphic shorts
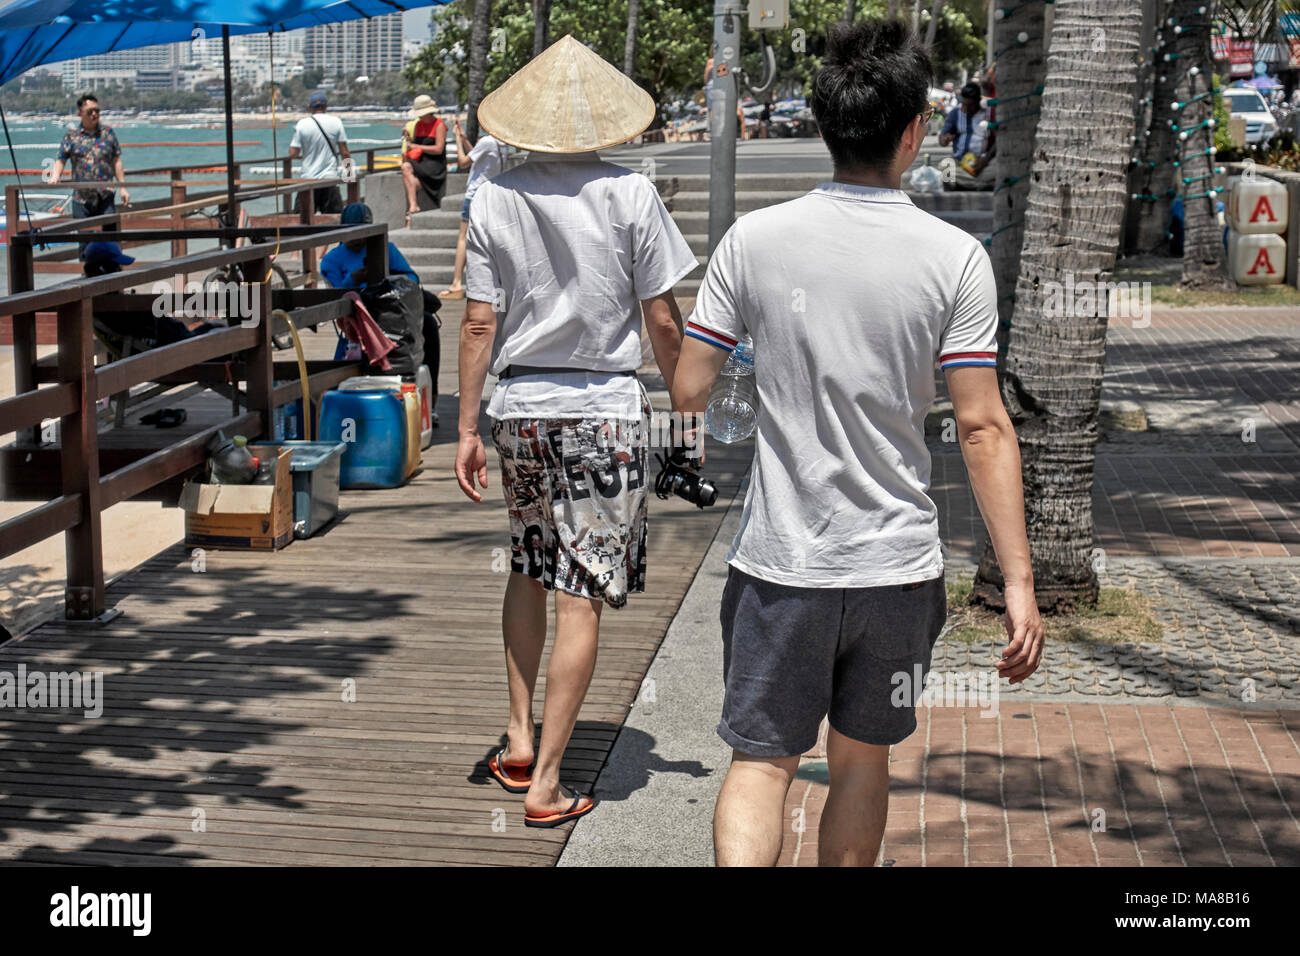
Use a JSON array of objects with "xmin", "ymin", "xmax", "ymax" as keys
[{"xmin": 491, "ymin": 413, "xmax": 649, "ymax": 609}]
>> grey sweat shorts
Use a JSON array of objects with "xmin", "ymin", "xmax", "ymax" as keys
[{"xmin": 718, "ymin": 566, "xmax": 948, "ymax": 757}]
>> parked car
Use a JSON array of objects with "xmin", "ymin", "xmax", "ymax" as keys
[{"xmin": 1224, "ymin": 87, "xmax": 1278, "ymax": 145}]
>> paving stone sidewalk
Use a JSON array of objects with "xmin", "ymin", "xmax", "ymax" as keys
[{"xmin": 781, "ymin": 305, "xmax": 1300, "ymax": 865}]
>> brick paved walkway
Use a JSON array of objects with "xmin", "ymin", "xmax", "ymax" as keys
[
  {"xmin": 780, "ymin": 306, "xmax": 1300, "ymax": 866},
  {"xmin": 780, "ymin": 705, "xmax": 1300, "ymax": 867}
]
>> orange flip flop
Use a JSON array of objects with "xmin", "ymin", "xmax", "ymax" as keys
[
  {"xmin": 524, "ymin": 786, "xmax": 596, "ymax": 828},
  {"xmin": 488, "ymin": 746, "xmax": 533, "ymax": 794}
]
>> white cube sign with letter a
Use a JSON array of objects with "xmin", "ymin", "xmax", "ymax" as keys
[
  {"xmin": 1227, "ymin": 179, "xmax": 1288, "ymax": 235},
  {"xmin": 1228, "ymin": 229, "xmax": 1287, "ymax": 285}
]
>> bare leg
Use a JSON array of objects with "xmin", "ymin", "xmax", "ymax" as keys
[
  {"xmin": 501, "ymin": 572, "xmax": 547, "ymax": 765},
  {"xmin": 713, "ymin": 751, "xmax": 800, "ymax": 866},
  {"xmin": 444, "ymin": 219, "xmax": 468, "ymax": 293},
  {"xmin": 523, "ymin": 589, "xmax": 602, "ymax": 816},
  {"xmin": 818, "ymin": 726, "xmax": 890, "ymax": 866},
  {"xmin": 401, "ymin": 162, "xmax": 420, "ymax": 214}
]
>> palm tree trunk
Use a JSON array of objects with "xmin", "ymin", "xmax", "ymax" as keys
[
  {"xmin": 466, "ymin": 0, "xmax": 492, "ymax": 142},
  {"xmin": 912, "ymin": 0, "xmax": 922, "ymax": 32},
  {"xmin": 1129, "ymin": 0, "xmax": 1180, "ymax": 254},
  {"xmin": 1173, "ymin": 0, "xmax": 1229, "ymax": 288},
  {"xmin": 887, "ymin": 0, "xmax": 900, "ymax": 18},
  {"xmin": 624, "ymin": 0, "xmax": 640, "ymax": 75},
  {"xmin": 971, "ymin": 0, "xmax": 1142, "ymax": 613},
  {"xmin": 990, "ymin": 1, "xmax": 1046, "ymax": 363},
  {"xmin": 924, "ymin": 0, "xmax": 945, "ymax": 48},
  {"xmin": 533, "ymin": 0, "xmax": 551, "ymax": 59},
  {"xmin": 844, "ymin": 0, "xmax": 858, "ymax": 22}
]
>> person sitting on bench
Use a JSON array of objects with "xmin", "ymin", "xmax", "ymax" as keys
[{"xmin": 83, "ymin": 241, "xmax": 222, "ymax": 346}]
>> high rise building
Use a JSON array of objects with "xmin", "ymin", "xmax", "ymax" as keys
[{"xmin": 303, "ymin": 13, "xmax": 403, "ymax": 77}]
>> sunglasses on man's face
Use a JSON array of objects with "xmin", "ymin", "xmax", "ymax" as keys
[{"xmin": 83, "ymin": 108, "xmax": 100, "ymax": 115}]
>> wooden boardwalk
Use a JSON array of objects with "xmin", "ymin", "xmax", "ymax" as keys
[{"xmin": 0, "ymin": 304, "xmax": 750, "ymax": 865}]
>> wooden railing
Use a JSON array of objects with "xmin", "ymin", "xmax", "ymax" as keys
[{"xmin": 0, "ymin": 221, "xmax": 391, "ymax": 623}]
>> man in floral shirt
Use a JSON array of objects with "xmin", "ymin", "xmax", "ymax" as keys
[{"xmin": 52, "ymin": 94, "xmax": 130, "ymax": 223}]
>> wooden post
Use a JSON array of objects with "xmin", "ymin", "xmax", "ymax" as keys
[
  {"xmin": 8, "ymin": 184, "xmax": 39, "ymax": 446},
  {"xmin": 58, "ymin": 296, "xmax": 106, "ymax": 621},
  {"xmin": 299, "ymin": 187, "xmax": 317, "ymax": 286},
  {"xmin": 282, "ymin": 157, "xmax": 293, "ymax": 214},
  {"xmin": 244, "ymin": 255, "xmax": 275, "ymax": 440},
  {"xmin": 170, "ymin": 168, "xmax": 187, "ymax": 260},
  {"xmin": 346, "ymin": 177, "xmax": 360, "ymax": 206},
  {"xmin": 366, "ymin": 149, "xmax": 375, "ymax": 175},
  {"xmin": 364, "ymin": 230, "xmax": 388, "ymax": 287}
]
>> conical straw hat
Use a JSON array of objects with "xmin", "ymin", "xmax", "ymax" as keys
[{"xmin": 477, "ymin": 35, "xmax": 655, "ymax": 153}]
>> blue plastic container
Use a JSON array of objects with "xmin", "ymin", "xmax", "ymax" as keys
[
  {"xmin": 318, "ymin": 389, "xmax": 407, "ymax": 489},
  {"xmin": 251, "ymin": 440, "xmax": 347, "ymax": 537}
]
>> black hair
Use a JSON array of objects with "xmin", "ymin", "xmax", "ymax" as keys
[
  {"xmin": 809, "ymin": 19, "xmax": 932, "ymax": 171},
  {"xmin": 76, "ymin": 93, "xmax": 99, "ymax": 110},
  {"xmin": 83, "ymin": 258, "xmax": 121, "ymax": 278}
]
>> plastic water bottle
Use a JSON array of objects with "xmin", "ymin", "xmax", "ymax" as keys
[
  {"xmin": 911, "ymin": 154, "xmax": 943, "ymax": 193},
  {"xmin": 208, "ymin": 433, "xmax": 259, "ymax": 484},
  {"xmin": 705, "ymin": 340, "xmax": 757, "ymax": 444}
]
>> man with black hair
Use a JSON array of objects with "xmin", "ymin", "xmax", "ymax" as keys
[
  {"xmin": 939, "ymin": 81, "xmax": 996, "ymax": 190},
  {"xmin": 671, "ymin": 18, "xmax": 1043, "ymax": 866},
  {"xmin": 51, "ymin": 94, "xmax": 129, "ymax": 252}
]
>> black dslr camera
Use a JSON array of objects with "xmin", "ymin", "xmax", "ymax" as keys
[{"xmin": 654, "ymin": 449, "xmax": 718, "ymax": 509}]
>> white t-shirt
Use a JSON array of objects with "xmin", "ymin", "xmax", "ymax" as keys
[
  {"xmin": 291, "ymin": 113, "xmax": 347, "ymax": 180},
  {"xmin": 465, "ymin": 150, "xmax": 699, "ymax": 420},
  {"xmin": 464, "ymin": 134, "xmax": 506, "ymax": 204},
  {"xmin": 686, "ymin": 181, "xmax": 999, "ymax": 588}
]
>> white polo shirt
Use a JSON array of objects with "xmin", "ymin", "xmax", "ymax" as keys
[
  {"xmin": 465, "ymin": 150, "xmax": 699, "ymax": 421},
  {"xmin": 686, "ymin": 181, "xmax": 999, "ymax": 588}
]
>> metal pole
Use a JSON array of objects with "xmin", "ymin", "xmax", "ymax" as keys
[
  {"xmin": 222, "ymin": 25, "xmax": 237, "ymax": 246},
  {"xmin": 707, "ymin": 0, "xmax": 743, "ymax": 255}
]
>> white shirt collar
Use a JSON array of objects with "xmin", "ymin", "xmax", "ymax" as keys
[
  {"xmin": 813, "ymin": 181, "xmax": 914, "ymax": 205},
  {"xmin": 524, "ymin": 149, "xmax": 603, "ymax": 163}
]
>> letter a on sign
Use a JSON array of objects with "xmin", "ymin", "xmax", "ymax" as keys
[
  {"xmin": 1250, "ymin": 196, "xmax": 1278, "ymax": 224},
  {"xmin": 1247, "ymin": 248, "xmax": 1277, "ymax": 275}
]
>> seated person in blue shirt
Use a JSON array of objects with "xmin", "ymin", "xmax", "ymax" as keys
[
  {"xmin": 322, "ymin": 203, "xmax": 441, "ymax": 424},
  {"xmin": 321, "ymin": 202, "xmax": 419, "ymax": 288}
]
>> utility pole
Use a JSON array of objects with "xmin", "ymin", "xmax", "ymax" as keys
[{"xmin": 708, "ymin": 0, "xmax": 744, "ymax": 254}]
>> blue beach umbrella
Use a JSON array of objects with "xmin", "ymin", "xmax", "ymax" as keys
[{"xmin": 0, "ymin": 0, "xmax": 452, "ymax": 227}]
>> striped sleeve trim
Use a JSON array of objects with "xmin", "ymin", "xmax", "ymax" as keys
[
  {"xmin": 939, "ymin": 350, "xmax": 997, "ymax": 370},
  {"xmin": 684, "ymin": 321, "xmax": 738, "ymax": 352}
]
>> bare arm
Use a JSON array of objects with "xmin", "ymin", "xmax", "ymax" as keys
[
  {"xmin": 640, "ymin": 291, "xmax": 684, "ymax": 391},
  {"xmin": 113, "ymin": 155, "xmax": 129, "ymax": 204},
  {"xmin": 288, "ymin": 146, "xmax": 301, "ymax": 159},
  {"xmin": 454, "ymin": 298, "xmax": 498, "ymax": 502},
  {"xmin": 945, "ymin": 365, "xmax": 1043, "ymax": 682},
  {"xmin": 49, "ymin": 158, "xmax": 64, "ymax": 183},
  {"xmin": 669, "ymin": 335, "xmax": 731, "ymax": 456}
]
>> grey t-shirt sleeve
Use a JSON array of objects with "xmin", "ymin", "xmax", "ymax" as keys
[
  {"xmin": 684, "ymin": 222, "xmax": 746, "ymax": 350},
  {"xmin": 464, "ymin": 187, "xmax": 501, "ymax": 306},
  {"xmin": 937, "ymin": 242, "xmax": 999, "ymax": 368},
  {"xmin": 631, "ymin": 177, "xmax": 699, "ymax": 299}
]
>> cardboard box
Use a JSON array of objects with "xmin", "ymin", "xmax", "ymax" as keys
[{"xmin": 180, "ymin": 446, "xmax": 294, "ymax": 550}]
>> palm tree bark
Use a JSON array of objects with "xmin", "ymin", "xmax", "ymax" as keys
[
  {"xmin": 990, "ymin": 1, "xmax": 1046, "ymax": 363},
  {"xmin": 971, "ymin": 0, "xmax": 1142, "ymax": 613},
  {"xmin": 844, "ymin": 0, "xmax": 858, "ymax": 22},
  {"xmin": 924, "ymin": 0, "xmax": 945, "ymax": 48},
  {"xmin": 466, "ymin": 0, "xmax": 492, "ymax": 142},
  {"xmin": 1128, "ymin": 0, "xmax": 1180, "ymax": 254},
  {"xmin": 624, "ymin": 0, "xmax": 640, "ymax": 75},
  {"xmin": 1173, "ymin": 0, "xmax": 1229, "ymax": 288},
  {"xmin": 533, "ymin": 0, "xmax": 552, "ymax": 59}
]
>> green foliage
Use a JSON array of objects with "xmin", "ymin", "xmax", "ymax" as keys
[
  {"xmin": 406, "ymin": 0, "xmax": 985, "ymax": 116},
  {"xmin": 406, "ymin": 0, "xmax": 711, "ymax": 122},
  {"xmin": 1213, "ymin": 74, "xmax": 1235, "ymax": 154}
]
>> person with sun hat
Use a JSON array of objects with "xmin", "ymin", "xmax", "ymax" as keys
[
  {"xmin": 454, "ymin": 35, "xmax": 697, "ymax": 829},
  {"xmin": 401, "ymin": 94, "xmax": 448, "ymax": 223}
]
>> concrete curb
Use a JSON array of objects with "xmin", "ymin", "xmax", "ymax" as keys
[{"xmin": 558, "ymin": 477, "xmax": 747, "ymax": 867}]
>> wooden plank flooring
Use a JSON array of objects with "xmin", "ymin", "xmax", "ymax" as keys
[{"xmin": 0, "ymin": 303, "xmax": 750, "ymax": 865}]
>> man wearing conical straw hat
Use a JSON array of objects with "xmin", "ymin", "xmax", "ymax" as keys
[{"xmin": 455, "ymin": 35, "xmax": 698, "ymax": 828}]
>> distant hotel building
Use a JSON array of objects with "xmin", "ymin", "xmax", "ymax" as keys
[
  {"xmin": 60, "ymin": 31, "xmax": 307, "ymax": 94},
  {"xmin": 303, "ymin": 13, "xmax": 403, "ymax": 77}
]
